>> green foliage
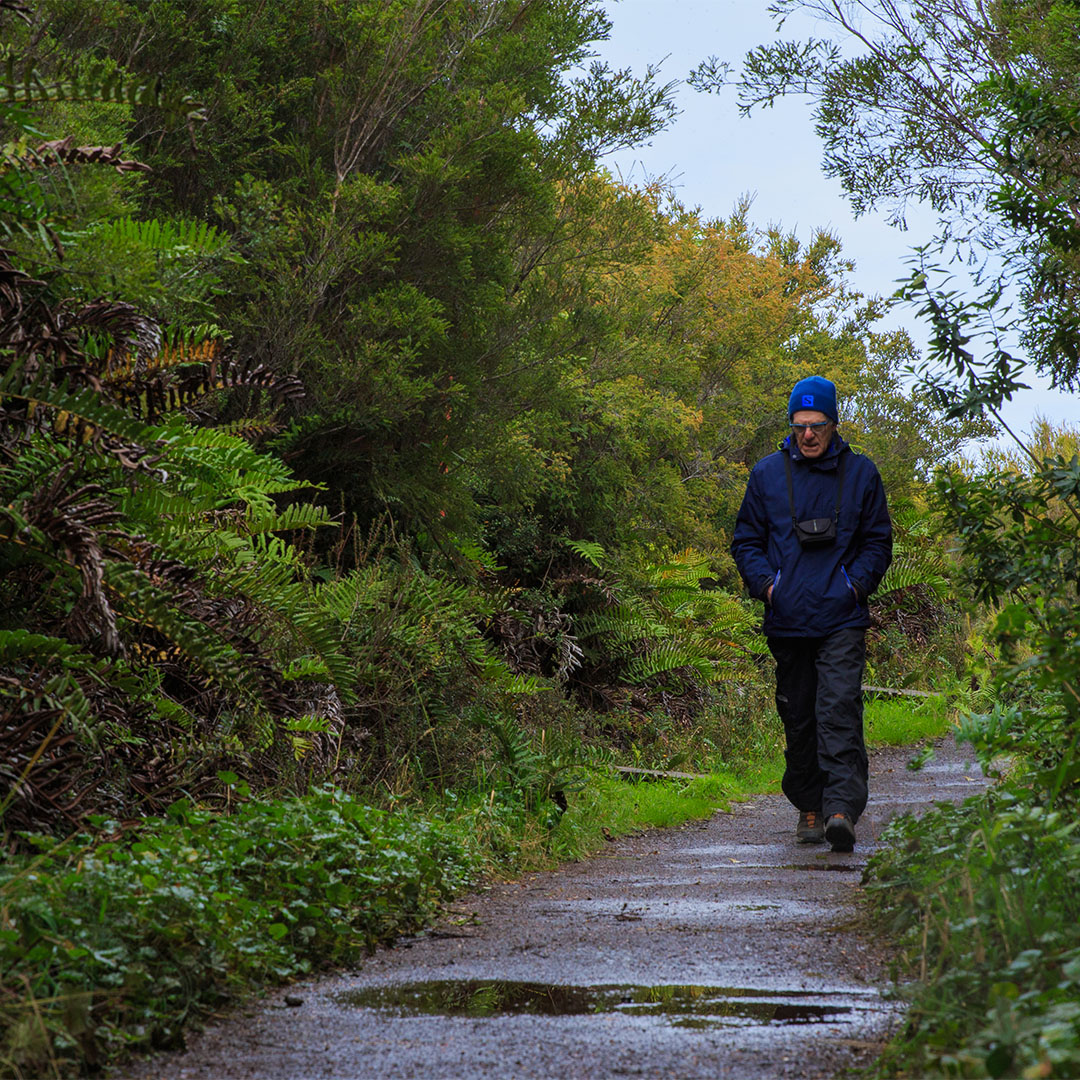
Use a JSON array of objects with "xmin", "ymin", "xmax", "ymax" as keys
[
  {"xmin": 0, "ymin": 15, "xmax": 202, "ymax": 256},
  {"xmin": 64, "ymin": 215, "xmax": 238, "ymax": 323},
  {"xmin": 476, "ymin": 713, "xmax": 583, "ymax": 824},
  {"xmin": 876, "ymin": 500, "xmax": 950, "ymax": 601},
  {"xmin": 727, "ymin": 0, "xmax": 1080, "ymax": 392},
  {"xmin": 0, "ymin": 244, "xmax": 344, "ymax": 832},
  {"xmin": 863, "ymin": 694, "xmax": 951, "ymax": 749},
  {"xmin": 38, "ymin": 0, "xmax": 677, "ymax": 539},
  {"xmin": 0, "ymin": 744, "xmax": 763, "ymax": 1078},
  {"xmin": 869, "ymin": 101, "xmax": 1080, "ymax": 1080},
  {"xmin": 861, "ymin": 176, "xmax": 1080, "ymax": 1080},
  {"xmin": 867, "ymin": 789, "xmax": 1080, "ymax": 1079},
  {"xmin": 575, "ymin": 549, "xmax": 765, "ymax": 689},
  {"xmin": 0, "ymin": 788, "xmax": 480, "ymax": 1076},
  {"xmin": 308, "ymin": 554, "xmax": 546, "ymax": 790},
  {"xmin": 0, "ymin": 413, "xmax": 351, "ymax": 830}
]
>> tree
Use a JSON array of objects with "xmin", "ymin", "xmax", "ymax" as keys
[
  {"xmin": 34, "ymin": 0, "xmax": 678, "ymax": 544},
  {"xmin": 695, "ymin": 0, "xmax": 1080, "ymax": 390}
]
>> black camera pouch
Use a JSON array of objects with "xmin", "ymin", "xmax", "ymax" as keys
[
  {"xmin": 794, "ymin": 517, "xmax": 837, "ymax": 546},
  {"xmin": 785, "ymin": 452, "xmax": 845, "ymax": 550}
]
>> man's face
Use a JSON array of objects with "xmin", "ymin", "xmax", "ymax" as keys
[{"xmin": 790, "ymin": 409, "xmax": 834, "ymax": 459}]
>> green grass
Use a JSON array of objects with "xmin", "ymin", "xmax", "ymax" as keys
[
  {"xmin": 563, "ymin": 696, "xmax": 953, "ymax": 862},
  {"xmin": 561, "ymin": 752, "xmax": 785, "ymax": 846},
  {"xmin": 865, "ymin": 692, "xmax": 952, "ymax": 747}
]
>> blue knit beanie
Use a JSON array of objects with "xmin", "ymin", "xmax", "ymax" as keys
[{"xmin": 788, "ymin": 376, "xmax": 838, "ymax": 422}]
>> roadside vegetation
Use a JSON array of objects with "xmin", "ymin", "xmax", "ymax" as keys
[{"xmin": 1, "ymin": 0, "xmax": 1077, "ymax": 1077}]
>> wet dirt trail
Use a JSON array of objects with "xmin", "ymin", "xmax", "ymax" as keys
[{"xmin": 122, "ymin": 738, "xmax": 986, "ymax": 1080}]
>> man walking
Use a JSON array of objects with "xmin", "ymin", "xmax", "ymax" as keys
[{"xmin": 730, "ymin": 376, "xmax": 892, "ymax": 851}]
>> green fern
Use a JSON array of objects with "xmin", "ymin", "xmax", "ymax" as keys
[
  {"xmin": 876, "ymin": 501, "xmax": 951, "ymax": 599},
  {"xmin": 572, "ymin": 549, "xmax": 764, "ymax": 690},
  {"xmin": 561, "ymin": 537, "xmax": 606, "ymax": 567},
  {"xmin": 81, "ymin": 216, "xmax": 230, "ymax": 256},
  {"xmin": 476, "ymin": 714, "xmax": 580, "ymax": 816},
  {"xmin": 624, "ymin": 641, "xmax": 714, "ymax": 684},
  {"xmin": 0, "ymin": 56, "xmax": 204, "ymax": 121},
  {"xmin": 878, "ymin": 549, "xmax": 950, "ymax": 599}
]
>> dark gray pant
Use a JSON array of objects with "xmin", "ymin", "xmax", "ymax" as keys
[{"xmin": 768, "ymin": 628, "xmax": 868, "ymax": 823}]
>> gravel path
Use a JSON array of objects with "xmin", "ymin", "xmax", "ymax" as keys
[{"xmin": 120, "ymin": 737, "xmax": 986, "ymax": 1080}]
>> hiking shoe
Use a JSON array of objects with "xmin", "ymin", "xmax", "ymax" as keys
[
  {"xmin": 825, "ymin": 813, "xmax": 856, "ymax": 852},
  {"xmin": 796, "ymin": 810, "xmax": 825, "ymax": 844}
]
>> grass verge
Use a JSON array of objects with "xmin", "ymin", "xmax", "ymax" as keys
[
  {"xmin": 562, "ymin": 751, "xmax": 785, "ymax": 855},
  {"xmin": 865, "ymin": 692, "xmax": 952, "ymax": 748}
]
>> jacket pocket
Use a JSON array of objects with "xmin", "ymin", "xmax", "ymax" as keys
[
  {"xmin": 769, "ymin": 568, "xmax": 782, "ymax": 607},
  {"xmin": 841, "ymin": 565, "xmax": 861, "ymax": 608},
  {"xmin": 767, "ymin": 569, "xmax": 792, "ymax": 627}
]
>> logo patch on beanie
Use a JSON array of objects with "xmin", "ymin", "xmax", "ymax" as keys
[{"xmin": 801, "ymin": 394, "xmax": 814, "ymax": 407}]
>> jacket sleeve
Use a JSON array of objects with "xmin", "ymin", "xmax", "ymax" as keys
[
  {"xmin": 846, "ymin": 460, "xmax": 892, "ymax": 598},
  {"xmin": 730, "ymin": 467, "xmax": 777, "ymax": 601}
]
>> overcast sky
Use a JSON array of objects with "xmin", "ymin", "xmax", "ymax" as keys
[{"xmin": 591, "ymin": 0, "xmax": 1077, "ymax": 440}]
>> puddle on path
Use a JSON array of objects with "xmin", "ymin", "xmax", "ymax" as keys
[
  {"xmin": 780, "ymin": 862, "xmax": 864, "ymax": 873},
  {"xmin": 335, "ymin": 980, "xmax": 858, "ymax": 1028}
]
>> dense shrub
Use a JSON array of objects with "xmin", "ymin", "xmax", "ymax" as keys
[
  {"xmin": 867, "ymin": 782, "xmax": 1080, "ymax": 1078},
  {"xmin": 0, "ymin": 784, "xmax": 480, "ymax": 1075}
]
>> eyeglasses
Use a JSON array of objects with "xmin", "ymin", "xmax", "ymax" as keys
[{"xmin": 790, "ymin": 421, "xmax": 831, "ymax": 435}]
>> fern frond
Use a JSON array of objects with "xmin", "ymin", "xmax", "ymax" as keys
[
  {"xmin": 624, "ymin": 642, "xmax": 712, "ymax": 684},
  {"xmin": 0, "ymin": 628, "xmax": 94, "ymax": 667},
  {"xmin": 246, "ymin": 502, "xmax": 336, "ymax": 535},
  {"xmin": 86, "ymin": 216, "xmax": 230, "ymax": 258},
  {"xmin": 106, "ymin": 563, "xmax": 259, "ymax": 697},
  {"xmin": 284, "ymin": 714, "xmax": 332, "ymax": 734},
  {"xmin": 477, "ymin": 653, "xmax": 545, "ymax": 694},
  {"xmin": 478, "ymin": 714, "xmax": 542, "ymax": 778},
  {"xmin": 282, "ymin": 657, "xmax": 332, "ymax": 681},
  {"xmin": 0, "ymin": 59, "xmax": 204, "ymax": 122},
  {"xmin": 561, "ymin": 537, "xmax": 605, "ymax": 567},
  {"xmin": 211, "ymin": 418, "xmax": 286, "ymax": 442},
  {"xmin": 108, "ymin": 354, "xmax": 303, "ymax": 421},
  {"xmin": 0, "ymin": 630, "xmax": 101, "ymax": 735},
  {"xmin": 103, "ymin": 336, "xmax": 222, "ymax": 381},
  {"xmin": 1, "ymin": 365, "xmax": 157, "ymax": 449},
  {"xmin": 14, "ymin": 137, "xmax": 150, "ymax": 176},
  {"xmin": 878, "ymin": 550, "xmax": 950, "ymax": 598}
]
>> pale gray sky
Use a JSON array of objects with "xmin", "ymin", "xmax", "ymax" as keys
[{"xmin": 592, "ymin": 0, "xmax": 1077, "ymax": 440}]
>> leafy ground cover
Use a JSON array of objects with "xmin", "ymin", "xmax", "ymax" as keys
[
  {"xmin": 0, "ymin": 782, "xmax": 479, "ymax": 1075},
  {"xmin": 866, "ymin": 689, "xmax": 1080, "ymax": 1079},
  {"xmin": 867, "ymin": 780, "xmax": 1080, "ymax": 1079}
]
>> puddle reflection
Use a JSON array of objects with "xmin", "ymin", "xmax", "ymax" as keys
[
  {"xmin": 780, "ymin": 862, "xmax": 864, "ymax": 872},
  {"xmin": 335, "ymin": 980, "xmax": 856, "ymax": 1027}
]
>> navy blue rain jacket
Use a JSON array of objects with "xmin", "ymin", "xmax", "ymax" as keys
[{"xmin": 730, "ymin": 436, "xmax": 892, "ymax": 638}]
